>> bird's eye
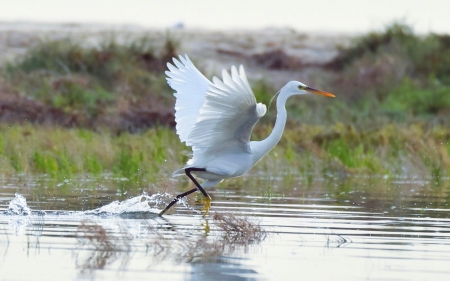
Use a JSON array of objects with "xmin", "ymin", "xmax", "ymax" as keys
[{"xmin": 298, "ymin": 85, "xmax": 306, "ymax": 90}]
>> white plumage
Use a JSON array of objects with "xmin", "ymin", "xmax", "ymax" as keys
[
  {"xmin": 160, "ymin": 54, "xmax": 334, "ymax": 216},
  {"xmin": 166, "ymin": 55, "xmax": 267, "ymax": 177}
]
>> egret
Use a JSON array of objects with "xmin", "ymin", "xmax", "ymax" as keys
[{"xmin": 159, "ymin": 55, "xmax": 335, "ymax": 216}]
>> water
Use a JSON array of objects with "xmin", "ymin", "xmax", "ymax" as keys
[{"xmin": 1, "ymin": 174, "xmax": 450, "ymax": 280}]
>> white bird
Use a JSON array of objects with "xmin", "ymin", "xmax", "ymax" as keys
[{"xmin": 159, "ymin": 55, "xmax": 335, "ymax": 216}]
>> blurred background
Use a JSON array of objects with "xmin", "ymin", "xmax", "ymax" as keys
[
  {"xmin": 1, "ymin": 0, "xmax": 450, "ymax": 33},
  {"xmin": 0, "ymin": 0, "xmax": 449, "ymax": 179}
]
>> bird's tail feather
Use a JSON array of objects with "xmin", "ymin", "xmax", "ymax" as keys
[{"xmin": 172, "ymin": 168, "xmax": 185, "ymax": 177}]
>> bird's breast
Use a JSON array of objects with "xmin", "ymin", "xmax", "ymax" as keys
[{"xmin": 201, "ymin": 152, "xmax": 255, "ymax": 179}]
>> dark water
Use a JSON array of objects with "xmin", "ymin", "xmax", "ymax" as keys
[{"xmin": 1, "ymin": 174, "xmax": 450, "ymax": 280}]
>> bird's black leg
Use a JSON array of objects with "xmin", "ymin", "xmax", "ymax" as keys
[
  {"xmin": 185, "ymin": 168, "xmax": 212, "ymax": 216},
  {"xmin": 158, "ymin": 167, "xmax": 209, "ymax": 216},
  {"xmin": 159, "ymin": 187, "xmax": 198, "ymax": 216},
  {"xmin": 185, "ymin": 168, "xmax": 209, "ymax": 198}
]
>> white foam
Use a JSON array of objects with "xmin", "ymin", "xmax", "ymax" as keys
[{"xmin": 5, "ymin": 193, "xmax": 32, "ymax": 215}]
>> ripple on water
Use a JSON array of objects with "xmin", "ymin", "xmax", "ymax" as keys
[{"xmin": 0, "ymin": 175, "xmax": 450, "ymax": 280}]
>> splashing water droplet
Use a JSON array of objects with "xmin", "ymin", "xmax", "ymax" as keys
[
  {"xmin": 3, "ymin": 191, "xmax": 196, "ymax": 218},
  {"xmin": 83, "ymin": 192, "xmax": 179, "ymax": 216},
  {"xmin": 5, "ymin": 193, "xmax": 32, "ymax": 215}
]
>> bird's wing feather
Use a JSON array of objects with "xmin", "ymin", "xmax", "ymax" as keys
[
  {"xmin": 165, "ymin": 55, "xmax": 213, "ymax": 144},
  {"xmin": 187, "ymin": 65, "xmax": 267, "ymax": 155},
  {"xmin": 166, "ymin": 55, "xmax": 266, "ymax": 165}
]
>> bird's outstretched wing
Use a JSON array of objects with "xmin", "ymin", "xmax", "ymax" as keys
[
  {"xmin": 165, "ymin": 55, "xmax": 213, "ymax": 144},
  {"xmin": 166, "ymin": 55, "xmax": 267, "ymax": 162}
]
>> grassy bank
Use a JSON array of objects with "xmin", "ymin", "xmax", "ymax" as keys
[
  {"xmin": 1, "ymin": 22, "xmax": 449, "ymax": 130},
  {"xmin": 1, "ymin": 33, "xmax": 178, "ymax": 130},
  {"xmin": 0, "ymin": 22, "xmax": 449, "ymax": 186},
  {"xmin": 0, "ymin": 124, "xmax": 448, "ymax": 185},
  {"xmin": 0, "ymin": 125, "xmax": 181, "ymax": 181}
]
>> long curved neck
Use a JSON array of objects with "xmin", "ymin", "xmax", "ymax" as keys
[{"xmin": 252, "ymin": 93, "xmax": 288, "ymax": 161}]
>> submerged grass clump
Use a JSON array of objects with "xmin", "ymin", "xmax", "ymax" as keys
[
  {"xmin": 141, "ymin": 213, "xmax": 266, "ymax": 264},
  {"xmin": 212, "ymin": 212, "xmax": 266, "ymax": 244}
]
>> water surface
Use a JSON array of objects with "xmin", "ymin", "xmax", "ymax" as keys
[{"xmin": 1, "ymin": 174, "xmax": 449, "ymax": 280}]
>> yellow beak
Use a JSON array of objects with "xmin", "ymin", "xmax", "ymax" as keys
[{"xmin": 306, "ymin": 87, "xmax": 335, "ymax": 98}]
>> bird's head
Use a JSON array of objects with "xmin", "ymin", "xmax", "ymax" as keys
[
  {"xmin": 284, "ymin": 81, "xmax": 335, "ymax": 98},
  {"xmin": 268, "ymin": 81, "xmax": 335, "ymax": 109}
]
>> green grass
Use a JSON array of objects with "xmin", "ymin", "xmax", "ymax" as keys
[
  {"xmin": 0, "ymin": 121, "xmax": 447, "ymax": 191},
  {"xmin": 329, "ymin": 21, "xmax": 450, "ymax": 84},
  {"xmin": 7, "ymin": 121, "xmax": 450, "ymax": 179},
  {"xmin": 0, "ymin": 125, "xmax": 182, "ymax": 183},
  {"xmin": 5, "ymin": 34, "xmax": 177, "ymax": 87},
  {"xmin": 0, "ymin": 22, "xmax": 449, "ymax": 187},
  {"xmin": 382, "ymin": 77, "xmax": 450, "ymax": 116},
  {"xmin": 1, "ymin": 23, "xmax": 450, "ymax": 130},
  {"xmin": 1, "ymin": 33, "xmax": 178, "ymax": 126},
  {"xmin": 324, "ymin": 21, "xmax": 450, "ymax": 122}
]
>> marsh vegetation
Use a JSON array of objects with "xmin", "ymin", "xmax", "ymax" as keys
[
  {"xmin": 0, "ymin": 22, "xmax": 450, "ymax": 203},
  {"xmin": 0, "ymin": 21, "xmax": 448, "ymax": 188}
]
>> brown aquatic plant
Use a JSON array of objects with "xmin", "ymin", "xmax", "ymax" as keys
[
  {"xmin": 212, "ymin": 212, "xmax": 266, "ymax": 244},
  {"xmin": 71, "ymin": 212, "xmax": 267, "ymax": 270},
  {"xmin": 143, "ymin": 213, "xmax": 267, "ymax": 264}
]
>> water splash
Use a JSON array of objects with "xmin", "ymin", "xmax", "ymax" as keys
[
  {"xmin": 84, "ymin": 192, "xmax": 171, "ymax": 216},
  {"xmin": 4, "ymin": 193, "xmax": 32, "ymax": 215},
  {"xmin": 81, "ymin": 191, "xmax": 196, "ymax": 216},
  {"xmin": 2, "ymin": 191, "xmax": 193, "ymax": 217},
  {"xmin": 3, "ymin": 193, "xmax": 47, "ymax": 236}
]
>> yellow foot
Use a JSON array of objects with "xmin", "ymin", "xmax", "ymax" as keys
[
  {"xmin": 202, "ymin": 220, "xmax": 210, "ymax": 233},
  {"xmin": 200, "ymin": 196, "xmax": 212, "ymax": 217}
]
